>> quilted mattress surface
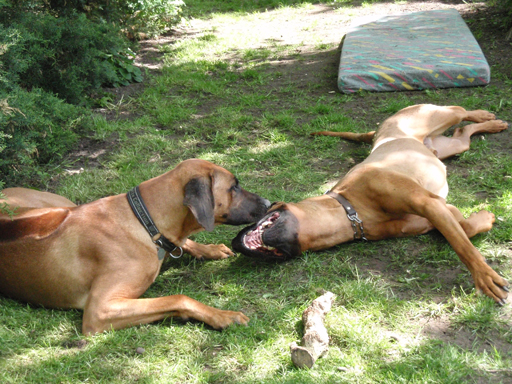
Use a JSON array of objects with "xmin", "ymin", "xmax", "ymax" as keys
[{"xmin": 338, "ymin": 9, "xmax": 490, "ymax": 93}]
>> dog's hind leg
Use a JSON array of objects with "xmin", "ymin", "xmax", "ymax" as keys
[
  {"xmin": 444, "ymin": 203, "xmax": 496, "ymax": 239},
  {"xmin": 448, "ymin": 207, "xmax": 496, "ymax": 239},
  {"xmin": 429, "ymin": 119, "xmax": 508, "ymax": 160},
  {"xmin": 464, "ymin": 109, "xmax": 497, "ymax": 123},
  {"xmin": 375, "ymin": 206, "xmax": 496, "ymax": 241},
  {"xmin": 82, "ymin": 292, "xmax": 249, "ymax": 335}
]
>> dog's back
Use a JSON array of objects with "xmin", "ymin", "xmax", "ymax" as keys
[{"xmin": 1, "ymin": 187, "xmax": 76, "ymax": 209}]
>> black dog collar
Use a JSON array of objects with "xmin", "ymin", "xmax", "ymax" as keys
[
  {"xmin": 127, "ymin": 186, "xmax": 183, "ymax": 259},
  {"xmin": 325, "ymin": 191, "xmax": 367, "ymax": 241}
]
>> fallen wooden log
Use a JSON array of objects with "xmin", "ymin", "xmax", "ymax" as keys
[{"xmin": 290, "ymin": 291, "xmax": 336, "ymax": 369}]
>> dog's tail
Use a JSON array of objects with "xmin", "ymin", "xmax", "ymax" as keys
[{"xmin": 310, "ymin": 131, "xmax": 375, "ymax": 144}]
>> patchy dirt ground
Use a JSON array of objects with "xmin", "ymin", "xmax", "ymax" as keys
[
  {"xmin": 106, "ymin": 1, "xmax": 511, "ymax": 100},
  {"xmin": 76, "ymin": 0, "xmax": 512, "ymax": 174},
  {"xmin": 83, "ymin": 0, "xmax": 512, "ymax": 367}
]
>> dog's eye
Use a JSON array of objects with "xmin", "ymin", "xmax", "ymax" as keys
[{"xmin": 230, "ymin": 184, "xmax": 240, "ymax": 192}]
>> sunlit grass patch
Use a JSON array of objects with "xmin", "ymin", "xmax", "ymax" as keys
[{"xmin": 5, "ymin": 1, "xmax": 512, "ymax": 383}]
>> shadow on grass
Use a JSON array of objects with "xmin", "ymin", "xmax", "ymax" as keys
[
  {"xmin": 3, "ymin": 1, "xmax": 512, "ymax": 381},
  {"xmin": 1, "ymin": 238, "xmax": 510, "ymax": 383},
  {"xmin": 183, "ymin": 0, "xmax": 470, "ymax": 19}
]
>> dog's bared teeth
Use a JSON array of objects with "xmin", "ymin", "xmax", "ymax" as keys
[
  {"xmin": 242, "ymin": 212, "xmax": 281, "ymax": 252},
  {"xmin": 243, "ymin": 228, "xmax": 264, "ymax": 250}
]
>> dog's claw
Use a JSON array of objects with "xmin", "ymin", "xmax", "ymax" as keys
[
  {"xmin": 234, "ymin": 318, "xmax": 248, "ymax": 326},
  {"xmin": 502, "ymin": 286, "xmax": 509, "ymax": 293}
]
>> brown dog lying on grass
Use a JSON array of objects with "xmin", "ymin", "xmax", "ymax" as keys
[
  {"xmin": 233, "ymin": 104, "xmax": 509, "ymax": 304},
  {"xmin": 0, "ymin": 159, "xmax": 270, "ymax": 334}
]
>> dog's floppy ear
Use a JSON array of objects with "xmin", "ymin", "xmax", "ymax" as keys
[{"xmin": 183, "ymin": 176, "xmax": 215, "ymax": 231}]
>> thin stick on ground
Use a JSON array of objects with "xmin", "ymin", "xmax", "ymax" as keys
[{"xmin": 290, "ymin": 291, "xmax": 336, "ymax": 369}]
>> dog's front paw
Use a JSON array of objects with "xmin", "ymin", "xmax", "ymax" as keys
[
  {"xmin": 183, "ymin": 240, "xmax": 234, "ymax": 260},
  {"xmin": 200, "ymin": 244, "xmax": 234, "ymax": 260},
  {"xmin": 209, "ymin": 309, "xmax": 249, "ymax": 329},
  {"xmin": 473, "ymin": 264, "xmax": 509, "ymax": 305}
]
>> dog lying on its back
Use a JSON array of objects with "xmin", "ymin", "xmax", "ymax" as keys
[{"xmin": 233, "ymin": 104, "xmax": 509, "ymax": 304}]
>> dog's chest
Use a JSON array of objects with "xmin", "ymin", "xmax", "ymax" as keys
[{"xmin": 413, "ymin": 159, "xmax": 448, "ymax": 198}]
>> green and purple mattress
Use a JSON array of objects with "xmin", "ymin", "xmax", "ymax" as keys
[{"xmin": 338, "ymin": 9, "xmax": 490, "ymax": 93}]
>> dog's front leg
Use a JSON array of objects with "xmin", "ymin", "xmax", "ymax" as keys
[
  {"xmin": 368, "ymin": 174, "xmax": 509, "ymax": 304},
  {"xmin": 183, "ymin": 239, "xmax": 234, "ymax": 260},
  {"xmin": 82, "ymin": 294, "xmax": 249, "ymax": 335},
  {"xmin": 414, "ymin": 196, "xmax": 509, "ymax": 304}
]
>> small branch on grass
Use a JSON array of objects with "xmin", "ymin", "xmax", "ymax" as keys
[{"xmin": 290, "ymin": 291, "xmax": 336, "ymax": 369}]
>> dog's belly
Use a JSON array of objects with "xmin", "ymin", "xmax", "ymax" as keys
[
  {"xmin": 364, "ymin": 139, "xmax": 449, "ymax": 197},
  {"xmin": 420, "ymin": 173, "xmax": 449, "ymax": 199}
]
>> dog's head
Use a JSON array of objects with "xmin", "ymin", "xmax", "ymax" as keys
[
  {"xmin": 232, "ymin": 202, "xmax": 300, "ymax": 260},
  {"xmin": 231, "ymin": 195, "xmax": 351, "ymax": 261},
  {"xmin": 180, "ymin": 159, "xmax": 271, "ymax": 231}
]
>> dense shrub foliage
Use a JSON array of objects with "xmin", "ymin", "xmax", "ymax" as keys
[
  {"xmin": 0, "ymin": 12, "xmax": 135, "ymax": 104},
  {"xmin": 0, "ymin": 89, "xmax": 86, "ymax": 181},
  {"xmin": 124, "ymin": 0, "xmax": 185, "ymax": 38},
  {"xmin": 502, "ymin": 0, "xmax": 512, "ymax": 34},
  {"xmin": 0, "ymin": 0, "xmax": 183, "ymax": 183},
  {"xmin": 0, "ymin": 3, "xmax": 119, "ymax": 181},
  {"xmin": 7, "ymin": 0, "xmax": 185, "ymax": 38}
]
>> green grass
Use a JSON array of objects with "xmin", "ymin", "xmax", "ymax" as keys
[{"xmin": 2, "ymin": 0, "xmax": 512, "ymax": 383}]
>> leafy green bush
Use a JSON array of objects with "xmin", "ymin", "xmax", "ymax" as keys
[
  {"xmin": 100, "ymin": 48, "xmax": 143, "ymax": 87},
  {"xmin": 0, "ymin": 0, "xmax": 185, "ymax": 185},
  {"xmin": 0, "ymin": 11, "xmax": 138, "ymax": 104},
  {"xmin": 486, "ymin": 0, "xmax": 512, "ymax": 33},
  {"xmin": 124, "ymin": 0, "xmax": 185, "ymax": 38},
  {"xmin": 503, "ymin": 0, "xmax": 512, "ymax": 34},
  {"xmin": 7, "ymin": 0, "xmax": 185, "ymax": 38},
  {"xmin": 0, "ymin": 180, "xmax": 9, "ymax": 215},
  {"xmin": 0, "ymin": 88, "xmax": 87, "ymax": 182},
  {"xmin": 0, "ymin": 7, "xmax": 90, "ymax": 183}
]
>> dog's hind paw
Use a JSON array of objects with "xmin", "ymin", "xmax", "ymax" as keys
[
  {"xmin": 467, "ymin": 110, "xmax": 495, "ymax": 123},
  {"xmin": 486, "ymin": 120, "xmax": 509, "ymax": 133}
]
